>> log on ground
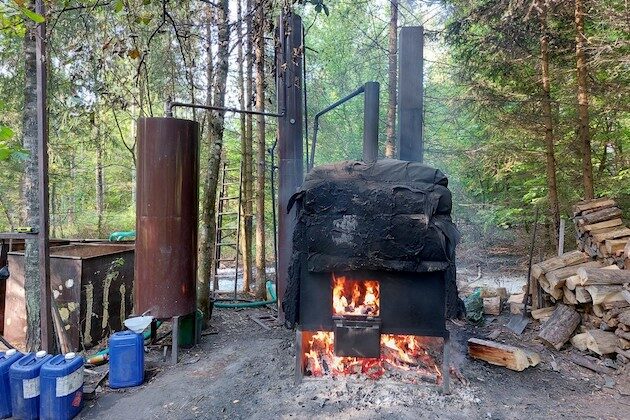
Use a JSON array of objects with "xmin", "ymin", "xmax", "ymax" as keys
[
  {"xmin": 538, "ymin": 304, "xmax": 581, "ymax": 350},
  {"xmin": 467, "ymin": 338, "xmax": 540, "ymax": 371}
]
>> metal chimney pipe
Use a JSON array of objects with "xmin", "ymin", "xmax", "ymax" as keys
[
  {"xmin": 363, "ymin": 81, "xmax": 380, "ymax": 163},
  {"xmin": 397, "ymin": 26, "xmax": 424, "ymax": 162}
]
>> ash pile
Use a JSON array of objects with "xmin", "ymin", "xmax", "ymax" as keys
[{"xmin": 283, "ymin": 159, "xmax": 463, "ymax": 325}]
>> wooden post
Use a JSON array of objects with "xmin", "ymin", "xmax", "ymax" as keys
[{"xmin": 558, "ymin": 218, "xmax": 565, "ymax": 256}]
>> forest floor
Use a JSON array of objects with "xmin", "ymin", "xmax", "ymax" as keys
[{"xmin": 83, "ymin": 266, "xmax": 630, "ymax": 420}]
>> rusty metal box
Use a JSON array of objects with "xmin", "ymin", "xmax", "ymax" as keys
[{"xmin": 4, "ymin": 243, "xmax": 134, "ymax": 350}]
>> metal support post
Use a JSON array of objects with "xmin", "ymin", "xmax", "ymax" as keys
[
  {"xmin": 171, "ymin": 315, "xmax": 180, "ymax": 365},
  {"xmin": 295, "ymin": 329, "xmax": 303, "ymax": 385},
  {"xmin": 397, "ymin": 26, "xmax": 424, "ymax": 162},
  {"xmin": 362, "ymin": 81, "xmax": 380, "ymax": 163},
  {"xmin": 442, "ymin": 336, "xmax": 450, "ymax": 394},
  {"xmin": 277, "ymin": 14, "xmax": 304, "ymax": 323}
]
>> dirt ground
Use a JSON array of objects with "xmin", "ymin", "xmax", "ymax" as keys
[{"xmin": 82, "ymin": 302, "xmax": 630, "ymax": 420}]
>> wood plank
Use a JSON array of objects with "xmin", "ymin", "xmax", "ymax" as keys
[
  {"xmin": 467, "ymin": 338, "xmax": 540, "ymax": 371},
  {"xmin": 538, "ymin": 304, "xmax": 581, "ymax": 350}
]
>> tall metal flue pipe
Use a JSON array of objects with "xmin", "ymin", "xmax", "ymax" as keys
[
  {"xmin": 362, "ymin": 81, "xmax": 380, "ymax": 163},
  {"xmin": 276, "ymin": 14, "xmax": 304, "ymax": 322},
  {"xmin": 397, "ymin": 26, "xmax": 424, "ymax": 162}
]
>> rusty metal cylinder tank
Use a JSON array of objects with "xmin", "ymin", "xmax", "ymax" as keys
[{"xmin": 135, "ymin": 117, "xmax": 199, "ymax": 319}]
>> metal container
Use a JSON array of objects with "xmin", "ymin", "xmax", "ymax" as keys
[
  {"xmin": 135, "ymin": 117, "xmax": 199, "ymax": 319},
  {"xmin": 4, "ymin": 244, "xmax": 134, "ymax": 350}
]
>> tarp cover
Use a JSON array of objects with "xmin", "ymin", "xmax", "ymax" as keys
[{"xmin": 283, "ymin": 160, "xmax": 465, "ymax": 325}]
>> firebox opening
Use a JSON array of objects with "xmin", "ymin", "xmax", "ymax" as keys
[
  {"xmin": 332, "ymin": 274, "xmax": 380, "ymax": 317},
  {"xmin": 301, "ymin": 330, "xmax": 444, "ymax": 384}
]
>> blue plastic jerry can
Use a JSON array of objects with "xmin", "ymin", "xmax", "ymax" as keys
[
  {"xmin": 10, "ymin": 350, "xmax": 53, "ymax": 420},
  {"xmin": 0, "ymin": 349, "xmax": 24, "ymax": 418},
  {"xmin": 39, "ymin": 353, "xmax": 84, "ymax": 420},
  {"xmin": 109, "ymin": 331, "xmax": 145, "ymax": 388}
]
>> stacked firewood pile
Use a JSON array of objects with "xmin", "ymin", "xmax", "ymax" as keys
[
  {"xmin": 530, "ymin": 197, "xmax": 630, "ymax": 365},
  {"xmin": 574, "ymin": 197, "xmax": 630, "ymax": 264}
]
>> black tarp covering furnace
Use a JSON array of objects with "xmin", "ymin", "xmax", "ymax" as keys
[{"xmin": 283, "ymin": 159, "xmax": 464, "ymax": 327}]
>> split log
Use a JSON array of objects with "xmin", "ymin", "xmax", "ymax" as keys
[
  {"xmin": 566, "ymin": 265, "xmax": 623, "ymax": 289},
  {"xmin": 467, "ymin": 338, "xmax": 540, "ymax": 371},
  {"xmin": 616, "ymin": 347, "xmax": 630, "ymax": 361},
  {"xmin": 531, "ymin": 306, "xmax": 555, "ymax": 321},
  {"xmin": 618, "ymin": 310, "xmax": 630, "ymax": 326},
  {"xmin": 508, "ymin": 293, "xmax": 525, "ymax": 315},
  {"xmin": 545, "ymin": 261, "xmax": 604, "ymax": 294},
  {"xmin": 531, "ymin": 251, "xmax": 589, "ymax": 280},
  {"xmin": 605, "ymin": 238, "xmax": 629, "ymax": 255},
  {"xmin": 601, "ymin": 300, "xmax": 629, "ymax": 310},
  {"xmin": 585, "ymin": 330, "xmax": 619, "ymax": 355},
  {"xmin": 584, "ymin": 285, "xmax": 626, "ymax": 305},
  {"xmin": 577, "ymin": 207, "xmax": 622, "ymax": 226},
  {"xmin": 538, "ymin": 304, "xmax": 581, "ymax": 350},
  {"xmin": 592, "ymin": 304, "xmax": 604, "ymax": 317},
  {"xmin": 582, "ymin": 218, "xmax": 623, "ymax": 232},
  {"xmin": 567, "ymin": 353, "xmax": 615, "ymax": 375},
  {"xmin": 575, "ymin": 287, "xmax": 592, "ymax": 303},
  {"xmin": 573, "ymin": 198, "xmax": 617, "ymax": 215},
  {"xmin": 571, "ymin": 332, "xmax": 589, "ymax": 351},
  {"xmin": 483, "ymin": 297, "xmax": 502, "ymax": 316},
  {"xmin": 622, "ymin": 290, "xmax": 630, "ymax": 304},
  {"xmin": 615, "ymin": 329, "xmax": 630, "ymax": 341},
  {"xmin": 592, "ymin": 227, "xmax": 630, "ymax": 243},
  {"xmin": 562, "ymin": 286, "xmax": 578, "ymax": 305}
]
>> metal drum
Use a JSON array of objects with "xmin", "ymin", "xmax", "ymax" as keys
[{"xmin": 135, "ymin": 117, "xmax": 199, "ymax": 319}]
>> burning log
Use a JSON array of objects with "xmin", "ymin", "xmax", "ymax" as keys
[{"xmin": 467, "ymin": 338, "xmax": 540, "ymax": 371}]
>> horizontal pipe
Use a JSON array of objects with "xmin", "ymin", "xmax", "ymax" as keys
[
  {"xmin": 166, "ymin": 100, "xmax": 285, "ymax": 119},
  {"xmin": 309, "ymin": 85, "xmax": 366, "ymax": 171}
]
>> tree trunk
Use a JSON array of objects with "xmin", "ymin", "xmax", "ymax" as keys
[
  {"xmin": 198, "ymin": 1, "xmax": 230, "ymax": 319},
  {"xmin": 22, "ymin": 21, "xmax": 41, "ymax": 352},
  {"xmin": 238, "ymin": 0, "xmax": 253, "ymax": 293},
  {"xmin": 92, "ymin": 112, "xmax": 105, "ymax": 238},
  {"xmin": 244, "ymin": 0, "xmax": 255, "ymax": 293},
  {"xmin": 254, "ymin": 0, "xmax": 267, "ymax": 299},
  {"xmin": 539, "ymin": 7, "xmax": 560, "ymax": 247},
  {"xmin": 575, "ymin": 0, "xmax": 594, "ymax": 199},
  {"xmin": 385, "ymin": 0, "xmax": 398, "ymax": 159}
]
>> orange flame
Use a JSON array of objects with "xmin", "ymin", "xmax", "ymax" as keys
[
  {"xmin": 332, "ymin": 274, "xmax": 380, "ymax": 317},
  {"xmin": 302, "ymin": 331, "xmax": 443, "ymax": 383}
]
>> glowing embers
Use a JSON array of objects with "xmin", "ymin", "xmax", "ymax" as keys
[
  {"xmin": 332, "ymin": 274, "xmax": 380, "ymax": 317},
  {"xmin": 302, "ymin": 331, "xmax": 443, "ymax": 384}
]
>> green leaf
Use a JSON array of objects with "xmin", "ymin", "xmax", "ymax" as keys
[
  {"xmin": 114, "ymin": 0, "xmax": 124, "ymax": 13},
  {"xmin": 20, "ymin": 7, "xmax": 45, "ymax": 23},
  {"xmin": 0, "ymin": 147, "xmax": 11, "ymax": 161},
  {"xmin": 0, "ymin": 126, "xmax": 14, "ymax": 142}
]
